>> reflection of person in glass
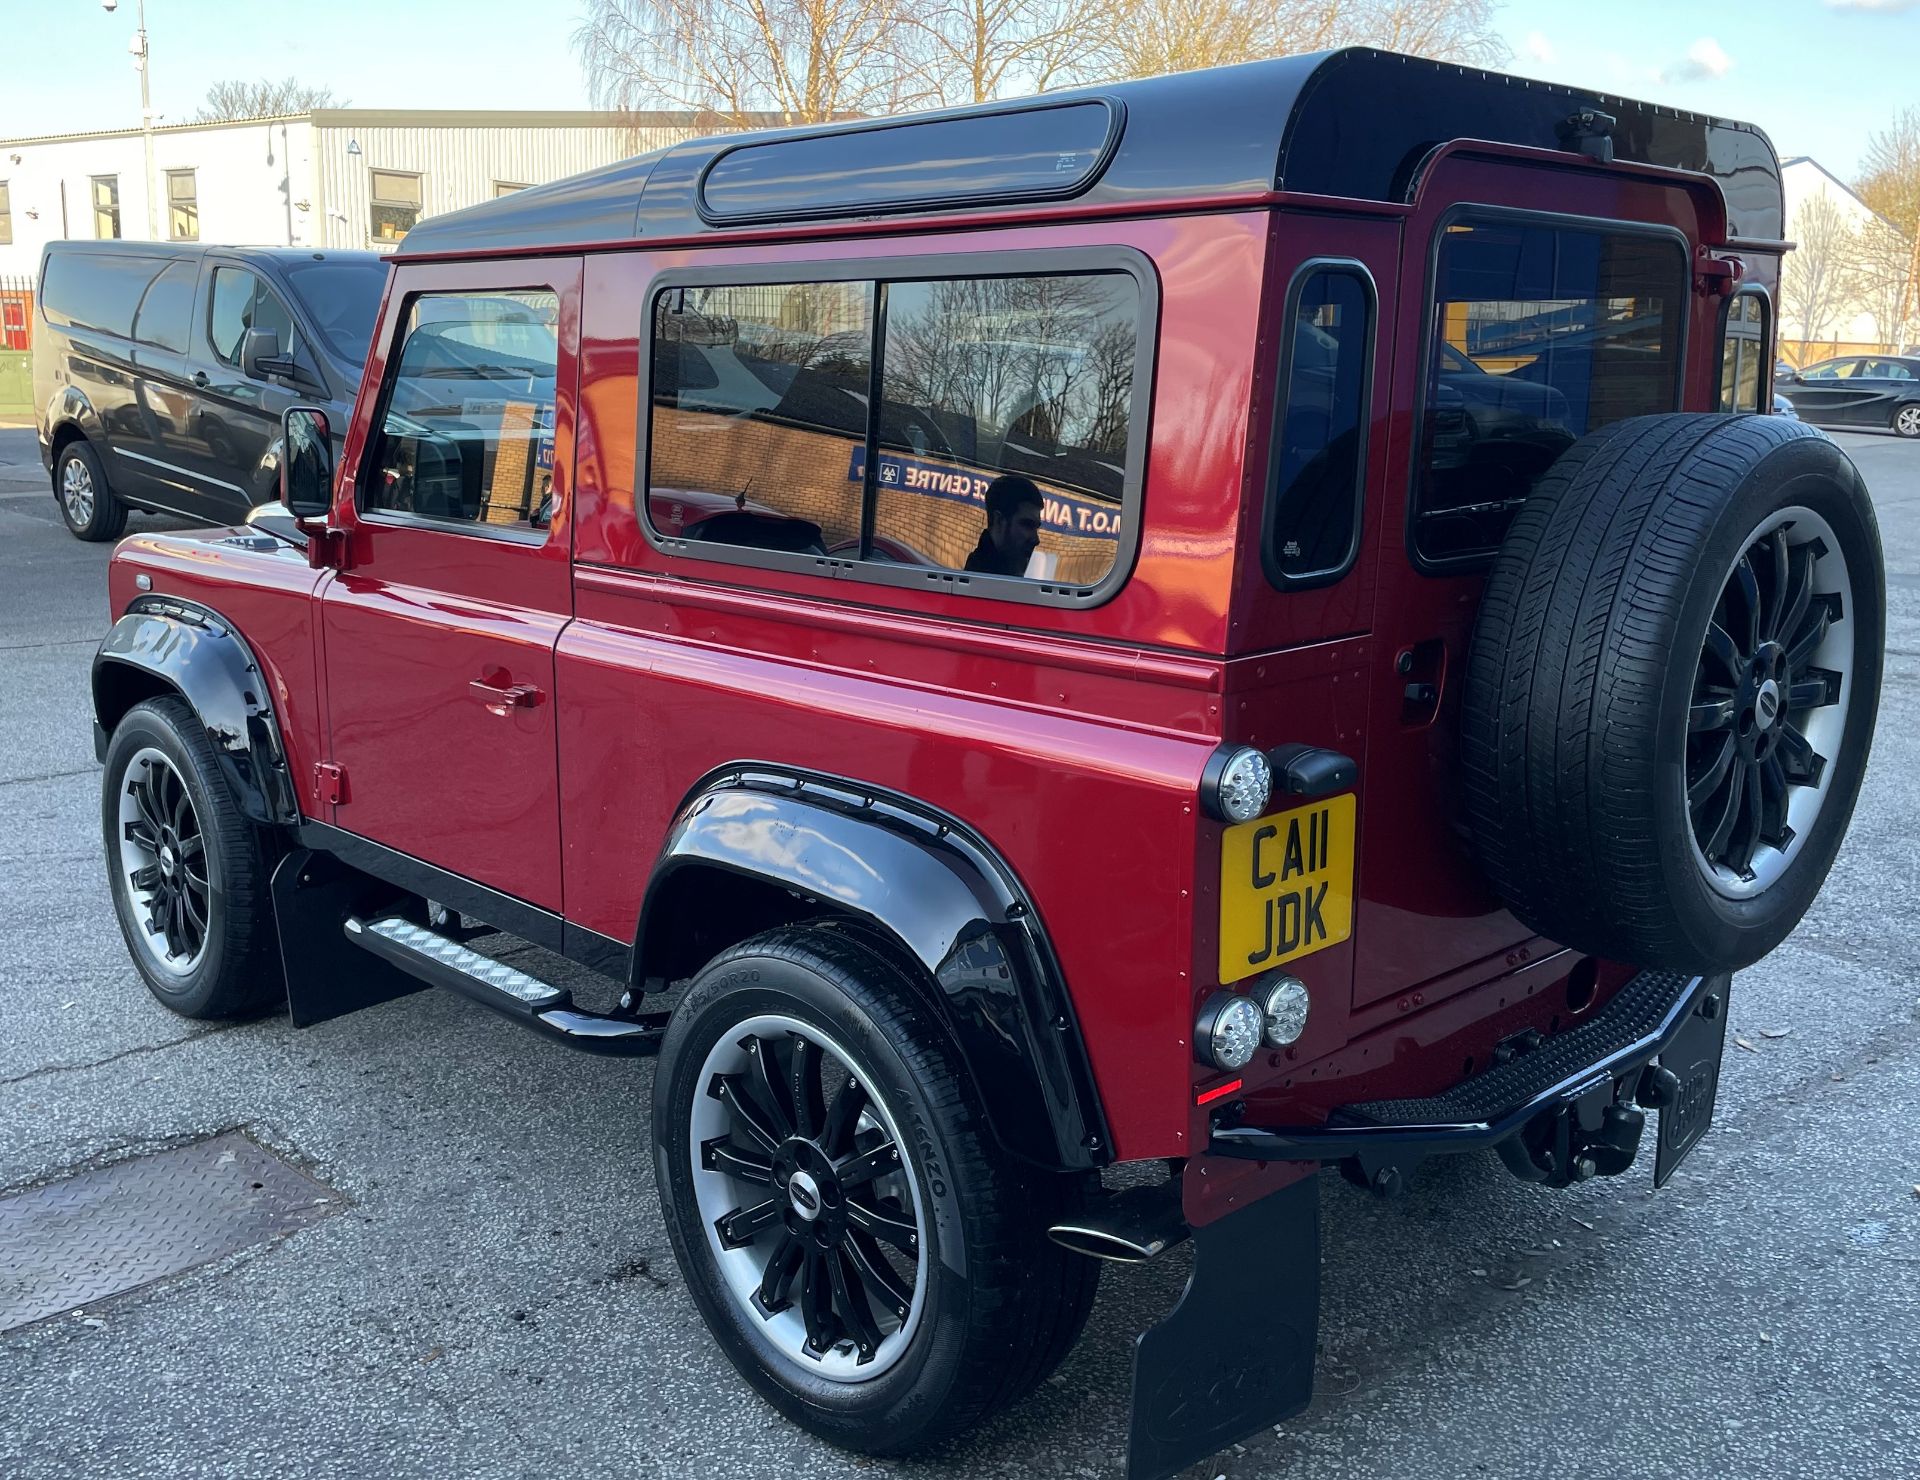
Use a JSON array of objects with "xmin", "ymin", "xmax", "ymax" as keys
[{"xmin": 965, "ymin": 474, "xmax": 1044, "ymax": 577}]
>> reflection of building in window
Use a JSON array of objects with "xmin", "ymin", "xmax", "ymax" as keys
[
  {"xmin": 370, "ymin": 170, "xmax": 422, "ymax": 242},
  {"xmin": 91, "ymin": 176, "xmax": 121, "ymax": 240},
  {"xmin": 166, "ymin": 170, "xmax": 198, "ymax": 241},
  {"xmin": 1719, "ymin": 290, "xmax": 1769, "ymax": 413}
]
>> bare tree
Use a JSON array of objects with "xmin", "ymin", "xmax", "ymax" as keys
[
  {"xmin": 1857, "ymin": 107, "xmax": 1920, "ymax": 341},
  {"xmin": 1856, "ymin": 216, "xmax": 1920, "ymax": 353},
  {"xmin": 573, "ymin": 0, "xmax": 914, "ymax": 124},
  {"xmin": 901, "ymin": 0, "xmax": 1093, "ymax": 106},
  {"xmin": 196, "ymin": 78, "xmax": 347, "ymax": 121},
  {"xmin": 1781, "ymin": 192, "xmax": 1859, "ymax": 350},
  {"xmin": 1091, "ymin": 0, "xmax": 1506, "ymax": 81}
]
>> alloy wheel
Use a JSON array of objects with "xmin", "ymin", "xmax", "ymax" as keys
[
  {"xmin": 1897, "ymin": 405, "xmax": 1920, "ymax": 438},
  {"xmin": 1686, "ymin": 506, "xmax": 1853, "ymax": 898},
  {"xmin": 690, "ymin": 1013, "xmax": 927, "ymax": 1380},
  {"xmin": 116, "ymin": 747, "xmax": 212, "ymax": 974},
  {"xmin": 62, "ymin": 457, "xmax": 96, "ymax": 527}
]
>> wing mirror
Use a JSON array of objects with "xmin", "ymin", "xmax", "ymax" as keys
[
  {"xmin": 242, "ymin": 327, "xmax": 299, "ymax": 381},
  {"xmin": 280, "ymin": 406, "xmax": 335, "ymax": 518}
]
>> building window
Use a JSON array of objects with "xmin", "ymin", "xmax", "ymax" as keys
[
  {"xmin": 92, "ymin": 176, "xmax": 122, "ymax": 240},
  {"xmin": 494, "ymin": 181, "xmax": 529, "ymax": 197},
  {"xmin": 370, "ymin": 170, "xmax": 422, "ymax": 242},
  {"xmin": 1413, "ymin": 215, "xmax": 1687, "ymax": 567},
  {"xmin": 0, "ymin": 180, "xmax": 12, "ymax": 246},
  {"xmin": 166, "ymin": 169, "xmax": 198, "ymax": 241}
]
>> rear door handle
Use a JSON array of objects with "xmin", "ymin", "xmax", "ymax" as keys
[{"xmin": 470, "ymin": 678, "xmax": 543, "ymax": 713}]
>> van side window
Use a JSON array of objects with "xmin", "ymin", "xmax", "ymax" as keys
[
  {"xmin": 1413, "ymin": 218, "xmax": 1686, "ymax": 568},
  {"xmin": 131, "ymin": 260, "xmax": 197, "ymax": 355},
  {"xmin": 209, "ymin": 268, "xmax": 299, "ymax": 368},
  {"xmin": 643, "ymin": 266, "xmax": 1145, "ymax": 597},
  {"xmin": 363, "ymin": 290, "xmax": 560, "ymax": 534},
  {"xmin": 1719, "ymin": 288, "xmax": 1769, "ymax": 413},
  {"xmin": 40, "ymin": 253, "xmax": 170, "ymax": 338},
  {"xmin": 648, "ymin": 282, "xmax": 875, "ymax": 556},
  {"xmin": 874, "ymin": 273, "xmax": 1135, "ymax": 584},
  {"xmin": 1264, "ymin": 265, "xmax": 1373, "ymax": 587}
]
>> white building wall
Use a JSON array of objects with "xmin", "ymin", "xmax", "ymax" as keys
[
  {"xmin": 0, "ymin": 117, "xmax": 316, "ymax": 277},
  {"xmin": 309, "ymin": 116, "xmax": 708, "ymax": 252},
  {"xmin": 1781, "ymin": 157, "xmax": 1896, "ymax": 346}
]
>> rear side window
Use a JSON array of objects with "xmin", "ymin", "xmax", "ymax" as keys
[
  {"xmin": 1264, "ymin": 264, "xmax": 1374, "ymax": 587},
  {"xmin": 1719, "ymin": 288, "xmax": 1769, "ymax": 413},
  {"xmin": 40, "ymin": 252, "xmax": 173, "ymax": 339},
  {"xmin": 209, "ymin": 267, "xmax": 300, "ymax": 368},
  {"xmin": 1413, "ymin": 217, "xmax": 1687, "ymax": 568},
  {"xmin": 363, "ymin": 290, "xmax": 560, "ymax": 535},
  {"xmin": 644, "ymin": 263, "xmax": 1146, "ymax": 601},
  {"xmin": 132, "ymin": 260, "xmax": 197, "ymax": 354}
]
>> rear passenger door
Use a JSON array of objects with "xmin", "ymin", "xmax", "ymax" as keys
[{"xmin": 318, "ymin": 259, "xmax": 579, "ymax": 912}]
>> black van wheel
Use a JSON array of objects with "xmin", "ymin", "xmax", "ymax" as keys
[
  {"xmin": 1463, "ymin": 413, "xmax": 1884, "ymax": 973},
  {"xmin": 101, "ymin": 697, "xmax": 284, "ymax": 1018},
  {"xmin": 653, "ymin": 927, "xmax": 1097, "ymax": 1455},
  {"xmin": 56, "ymin": 439, "xmax": 128, "ymax": 542}
]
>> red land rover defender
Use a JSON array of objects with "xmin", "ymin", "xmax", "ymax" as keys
[{"xmin": 91, "ymin": 50, "xmax": 1884, "ymax": 1480}]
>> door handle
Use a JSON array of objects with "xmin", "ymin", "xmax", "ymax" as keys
[
  {"xmin": 191, "ymin": 370, "xmax": 210, "ymax": 388},
  {"xmin": 470, "ymin": 678, "xmax": 543, "ymax": 713}
]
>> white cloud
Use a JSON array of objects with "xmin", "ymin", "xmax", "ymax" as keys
[
  {"xmin": 1522, "ymin": 30, "xmax": 1557, "ymax": 66},
  {"xmin": 1658, "ymin": 36, "xmax": 1735, "ymax": 85},
  {"xmin": 1823, "ymin": 0, "xmax": 1920, "ymax": 12}
]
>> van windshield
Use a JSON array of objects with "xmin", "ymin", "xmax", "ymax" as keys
[{"xmin": 280, "ymin": 259, "xmax": 387, "ymax": 366}]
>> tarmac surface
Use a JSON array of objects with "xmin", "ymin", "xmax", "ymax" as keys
[{"xmin": 2, "ymin": 421, "xmax": 1917, "ymax": 1479}]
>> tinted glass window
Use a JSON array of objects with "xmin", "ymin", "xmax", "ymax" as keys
[
  {"xmin": 701, "ymin": 103, "xmax": 1115, "ymax": 222},
  {"xmin": 280, "ymin": 258, "xmax": 386, "ymax": 364},
  {"xmin": 371, "ymin": 170, "xmax": 422, "ymax": 243},
  {"xmin": 1718, "ymin": 288, "xmax": 1769, "ymax": 414},
  {"xmin": 209, "ymin": 267, "xmax": 301, "ymax": 369},
  {"xmin": 873, "ymin": 273, "xmax": 1135, "ymax": 585},
  {"xmin": 648, "ymin": 282, "xmax": 875, "ymax": 556},
  {"xmin": 1415, "ymin": 219, "xmax": 1686, "ymax": 565},
  {"xmin": 365, "ymin": 290, "xmax": 560, "ymax": 533},
  {"xmin": 40, "ymin": 252, "xmax": 170, "ymax": 338},
  {"xmin": 1267, "ymin": 267, "xmax": 1372, "ymax": 585},
  {"xmin": 132, "ymin": 259, "xmax": 197, "ymax": 354}
]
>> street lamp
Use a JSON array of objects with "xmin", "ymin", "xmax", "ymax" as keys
[{"xmin": 102, "ymin": 0, "xmax": 159, "ymax": 240}]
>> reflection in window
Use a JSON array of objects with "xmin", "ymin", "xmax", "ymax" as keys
[
  {"xmin": 208, "ymin": 267, "xmax": 299, "ymax": 370},
  {"xmin": 875, "ymin": 274, "xmax": 1134, "ymax": 586},
  {"xmin": 367, "ymin": 290, "xmax": 560, "ymax": 532},
  {"xmin": 131, "ymin": 259, "xmax": 197, "ymax": 354},
  {"xmin": 1719, "ymin": 289, "xmax": 1768, "ymax": 413},
  {"xmin": 92, "ymin": 176, "xmax": 121, "ymax": 240},
  {"xmin": 1267, "ymin": 268, "xmax": 1372, "ymax": 584},
  {"xmin": 648, "ymin": 282, "xmax": 875, "ymax": 556},
  {"xmin": 1415, "ymin": 220, "xmax": 1686, "ymax": 564}
]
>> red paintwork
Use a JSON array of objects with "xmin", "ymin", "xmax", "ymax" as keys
[{"xmin": 104, "ymin": 141, "xmax": 1776, "ymax": 1207}]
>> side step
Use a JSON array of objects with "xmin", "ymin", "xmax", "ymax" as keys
[{"xmin": 344, "ymin": 915, "xmax": 667, "ymax": 1056}]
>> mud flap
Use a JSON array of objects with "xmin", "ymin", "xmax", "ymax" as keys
[
  {"xmin": 1128, "ymin": 1173, "xmax": 1321, "ymax": 1480},
  {"xmin": 271, "ymin": 848, "xmax": 425, "ymax": 1027}
]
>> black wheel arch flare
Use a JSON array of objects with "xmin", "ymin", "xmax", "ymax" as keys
[
  {"xmin": 638, "ymin": 766, "xmax": 1113, "ymax": 1173},
  {"xmin": 92, "ymin": 595, "xmax": 301, "ymax": 828}
]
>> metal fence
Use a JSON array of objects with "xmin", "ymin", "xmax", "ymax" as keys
[{"xmin": 0, "ymin": 275, "xmax": 34, "ymax": 352}]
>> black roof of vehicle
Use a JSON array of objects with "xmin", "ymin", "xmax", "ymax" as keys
[
  {"xmin": 40, "ymin": 239, "xmax": 383, "ymax": 272},
  {"xmin": 397, "ymin": 48, "xmax": 1784, "ymax": 259}
]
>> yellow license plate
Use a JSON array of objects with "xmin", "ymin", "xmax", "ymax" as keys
[{"xmin": 1218, "ymin": 794, "xmax": 1355, "ymax": 983}]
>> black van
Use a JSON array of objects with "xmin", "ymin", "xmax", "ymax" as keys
[{"xmin": 33, "ymin": 241, "xmax": 387, "ymax": 540}]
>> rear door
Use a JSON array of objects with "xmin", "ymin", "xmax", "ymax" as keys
[
  {"xmin": 1354, "ymin": 155, "xmax": 1707, "ymax": 1012},
  {"xmin": 1789, "ymin": 358, "xmax": 1869, "ymax": 425},
  {"xmin": 318, "ymin": 258, "xmax": 578, "ymax": 910}
]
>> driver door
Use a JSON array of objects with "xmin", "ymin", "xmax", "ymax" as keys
[{"xmin": 318, "ymin": 259, "xmax": 579, "ymax": 911}]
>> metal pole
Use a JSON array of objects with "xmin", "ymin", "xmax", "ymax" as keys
[{"xmin": 138, "ymin": 0, "xmax": 157, "ymax": 239}]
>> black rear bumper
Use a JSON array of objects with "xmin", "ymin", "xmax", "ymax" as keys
[{"xmin": 1209, "ymin": 969, "xmax": 1724, "ymax": 1166}]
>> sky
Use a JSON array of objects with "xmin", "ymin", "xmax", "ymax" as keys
[{"xmin": 0, "ymin": 0, "xmax": 1914, "ymax": 181}]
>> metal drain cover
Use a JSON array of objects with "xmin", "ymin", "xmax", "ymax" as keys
[{"xmin": 0, "ymin": 1132, "xmax": 340, "ymax": 1333}]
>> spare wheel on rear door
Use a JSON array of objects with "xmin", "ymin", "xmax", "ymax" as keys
[{"xmin": 1462, "ymin": 413, "xmax": 1884, "ymax": 973}]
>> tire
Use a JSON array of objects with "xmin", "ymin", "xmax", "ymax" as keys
[
  {"xmin": 1893, "ymin": 403, "xmax": 1920, "ymax": 440},
  {"xmin": 653, "ymin": 925, "xmax": 1097, "ymax": 1456},
  {"xmin": 101, "ymin": 696, "xmax": 285, "ymax": 1018},
  {"xmin": 1462, "ymin": 413, "xmax": 1884, "ymax": 972},
  {"xmin": 55, "ymin": 439, "xmax": 128, "ymax": 542}
]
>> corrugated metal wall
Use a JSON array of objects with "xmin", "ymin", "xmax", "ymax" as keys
[{"xmin": 313, "ymin": 122, "xmax": 712, "ymax": 252}]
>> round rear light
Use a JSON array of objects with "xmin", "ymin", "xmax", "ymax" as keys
[
  {"xmin": 1195, "ymin": 991, "xmax": 1264, "ymax": 1072},
  {"xmin": 1202, "ymin": 744, "xmax": 1272, "ymax": 824},
  {"xmin": 1257, "ymin": 973, "xmax": 1310, "ymax": 1046}
]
